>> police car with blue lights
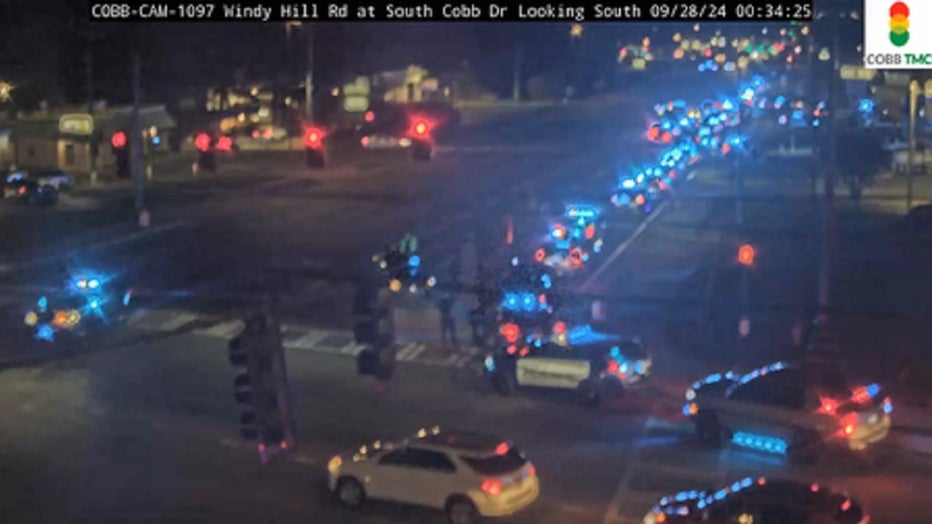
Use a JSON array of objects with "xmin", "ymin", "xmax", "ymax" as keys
[
  {"xmin": 683, "ymin": 361, "xmax": 892, "ymax": 463},
  {"xmin": 23, "ymin": 270, "xmax": 134, "ymax": 342},
  {"xmin": 484, "ymin": 325, "xmax": 652, "ymax": 407},
  {"xmin": 533, "ymin": 204, "xmax": 606, "ymax": 273},
  {"xmin": 643, "ymin": 476, "xmax": 870, "ymax": 523}
]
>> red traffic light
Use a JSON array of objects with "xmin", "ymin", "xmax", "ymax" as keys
[
  {"xmin": 195, "ymin": 133, "xmax": 211, "ymax": 152},
  {"xmin": 111, "ymin": 131, "xmax": 127, "ymax": 149},
  {"xmin": 738, "ymin": 244, "xmax": 756, "ymax": 266},
  {"xmin": 304, "ymin": 127, "xmax": 324, "ymax": 148}
]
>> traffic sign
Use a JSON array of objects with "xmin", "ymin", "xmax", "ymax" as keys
[{"xmin": 59, "ymin": 114, "xmax": 94, "ymax": 136}]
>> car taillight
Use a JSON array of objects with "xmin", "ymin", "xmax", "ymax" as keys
[
  {"xmin": 500, "ymin": 323, "xmax": 520, "ymax": 344},
  {"xmin": 481, "ymin": 479, "xmax": 501, "ymax": 496},
  {"xmin": 842, "ymin": 413, "xmax": 858, "ymax": 436},
  {"xmin": 18, "ymin": 186, "xmax": 25, "ymax": 194}
]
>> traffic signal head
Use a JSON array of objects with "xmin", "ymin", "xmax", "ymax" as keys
[
  {"xmin": 304, "ymin": 127, "xmax": 324, "ymax": 149},
  {"xmin": 738, "ymin": 244, "xmax": 756, "ymax": 266},
  {"xmin": 111, "ymin": 131, "xmax": 127, "ymax": 149},
  {"xmin": 195, "ymin": 133, "xmax": 212, "ymax": 152}
]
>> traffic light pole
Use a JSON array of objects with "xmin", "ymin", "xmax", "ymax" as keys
[
  {"xmin": 267, "ymin": 315, "xmax": 298, "ymax": 451},
  {"xmin": 85, "ymin": 48, "xmax": 98, "ymax": 185},
  {"xmin": 131, "ymin": 53, "xmax": 146, "ymax": 213},
  {"xmin": 305, "ymin": 24, "xmax": 314, "ymax": 121}
]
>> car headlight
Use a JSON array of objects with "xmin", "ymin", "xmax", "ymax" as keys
[{"xmin": 327, "ymin": 455, "xmax": 342, "ymax": 475}]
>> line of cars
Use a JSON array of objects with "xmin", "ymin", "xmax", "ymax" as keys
[
  {"xmin": 2, "ymin": 168, "xmax": 75, "ymax": 207},
  {"xmin": 325, "ymin": 77, "xmax": 877, "ymax": 524}
]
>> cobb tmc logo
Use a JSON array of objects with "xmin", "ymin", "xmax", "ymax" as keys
[{"xmin": 864, "ymin": 0, "xmax": 932, "ymax": 69}]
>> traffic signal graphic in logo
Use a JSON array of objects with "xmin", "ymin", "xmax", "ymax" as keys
[{"xmin": 890, "ymin": 2, "xmax": 910, "ymax": 47}]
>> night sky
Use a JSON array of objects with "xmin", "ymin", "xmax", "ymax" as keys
[{"xmin": 0, "ymin": 0, "xmax": 862, "ymax": 109}]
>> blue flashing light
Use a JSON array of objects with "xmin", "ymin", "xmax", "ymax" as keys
[
  {"xmin": 123, "ymin": 290, "xmax": 132, "ymax": 306},
  {"xmin": 698, "ymin": 63, "xmax": 706, "ymax": 72},
  {"xmin": 36, "ymin": 324, "xmax": 55, "ymax": 342},
  {"xmin": 679, "ymin": 118, "xmax": 689, "ymax": 127},
  {"xmin": 504, "ymin": 294, "xmax": 519, "ymax": 309},
  {"xmin": 484, "ymin": 355, "xmax": 495, "ymax": 372},
  {"xmin": 866, "ymin": 383, "xmax": 880, "ymax": 398},
  {"xmin": 883, "ymin": 398, "xmax": 894, "ymax": 413},
  {"xmin": 533, "ymin": 338, "xmax": 543, "ymax": 347},
  {"xmin": 610, "ymin": 346, "xmax": 620, "ymax": 358},
  {"xmin": 751, "ymin": 76, "xmax": 764, "ymax": 88},
  {"xmin": 152, "ymin": 136, "xmax": 161, "ymax": 145},
  {"xmin": 555, "ymin": 239, "xmax": 570, "ymax": 250},
  {"xmin": 683, "ymin": 404, "xmax": 692, "ymax": 416},
  {"xmin": 408, "ymin": 255, "xmax": 421, "ymax": 268},
  {"xmin": 792, "ymin": 109, "xmax": 805, "ymax": 121},
  {"xmin": 88, "ymin": 297, "xmax": 102, "ymax": 310},
  {"xmin": 858, "ymin": 99, "xmax": 874, "ymax": 113},
  {"xmin": 87, "ymin": 279, "xmax": 100, "ymax": 289},
  {"xmin": 37, "ymin": 296, "xmax": 48, "ymax": 309},
  {"xmin": 621, "ymin": 179, "xmax": 636, "ymax": 189},
  {"xmin": 812, "ymin": 119, "xmax": 820, "ymax": 128},
  {"xmin": 540, "ymin": 274, "xmax": 552, "ymax": 289},
  {"xmin": 775, "ymin": 95, "xmax": 787, "ymax": 106},
  {"xmin": 511, "ymin": 257, "xmax": 519, "ymax": 266},
  {"xmin": 714, "ymin": 489, "xmax": 727, "ymax": 501},
  {"xmin": 522, "ymin": 294, "xmax": 536, "ymax": 311},
  {"xmin": 778, "ymin": 115, "xmax": 788, "ymax": 125},
  {"xmin": 741, "ymin": 477, "xmax": 752, "ymax": 488},
  {"xmin": 740, "ymin": 87, "xmax": 755, "ymax": 100},
  {"xmin": 731, "ymin": 431, "xmax": 788, "ymax": 454}
]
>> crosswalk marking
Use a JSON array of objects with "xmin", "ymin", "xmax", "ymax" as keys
[
  {"xmin": 159, "ymin": 312, "xmax": 200, "ymax": 331},
  {"xmin": 195, "ymin": 319, "xmax": 244, "ymax": 338},
  {"xmin": 395, "ymin": 343, "xmax": 421, "ymax": 361},
  {"xmin": 404, "ymin": 343, "xmax": 427, "ymax": 361},
  {"xmin": 123, "ymin": 307, "xmax": 484, "ymax": 368}
]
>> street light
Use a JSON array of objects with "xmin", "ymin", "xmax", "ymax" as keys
[{"xmin": 570, "ymin": 24, "xmax": 583, "ymax": 38}]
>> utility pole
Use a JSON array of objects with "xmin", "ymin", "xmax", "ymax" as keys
[
  {"xmin": 907, "ymin": 79, "xmax": 920, "ymax": 210},
  {"xmin": 131, "ymin": 53, "xmax": 145, "ymax": 213},
  {"xmin": 304, "ymin": 24, "xmax": 314, "ymax": 121},
  {"xmin": 85, "ymin": 48, "xmax": 98, "ymax": 184},
  {"xmin": 733, "ymin": 158, "xmax": 743, "ymax": 224},
  {"xmin": 512, "ymin": 28, "xmax": 523, "ymax": 102},
  {"xmin": 813, "ymin": 14, "xmax": 840, "ymax": 358}
]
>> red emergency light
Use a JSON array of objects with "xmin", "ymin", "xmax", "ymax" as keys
[
  {"xmin": 111, "ymin": 131, "xmax": 127, "ymax": 149},
  {"xmin": 304, "ymin": 127, "xmax": 324, "ymax": 148},
  {"xmin": 195, "ymin": 133, "xmax": 212, "ymax": 152},
  {"xmin": 216, "ymin": 136, "xmax": 233, "ymax": 151},
  {"xmin": 408, "ymin": 116, "xmax": 433, "ymax": 138}
]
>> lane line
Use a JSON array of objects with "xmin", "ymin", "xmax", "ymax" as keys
[{"xmin": 583, "ymin": 168, "xmax": 701, "ymax": 292}]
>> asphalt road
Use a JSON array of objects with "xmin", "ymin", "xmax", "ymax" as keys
[
  {"xmin": 3, "ymin": 71, "xmax": 932, "ymax": 524},
  {"xmin": 1, "ymin": 331, "xmax": 931, "ymax": 524}
]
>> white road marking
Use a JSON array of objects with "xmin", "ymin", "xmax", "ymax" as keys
[
  {"xmin": 583, "ymin": 168, "xmax": 701, "ymax": 292},
  {"xmin": 405, "ymin": 343, "xmax": 428, "ymax": 361},
  {"xmin": 284, "ymin": 330, "xmax": 329, "ymax": 350},
  {"xmin": 159, "ymin": 312, "xmax": 200, "ymax": 332},
  {"xmin": 339, "ymin": 343, "xmax": 366, "ymax": 356},
  {"xmin": 195, "ymin": 319, "xmax": 244, "ymax": 338},
  {"xmin": 395, "ymin": 343, "xmax": 420, "ymax": 361}
]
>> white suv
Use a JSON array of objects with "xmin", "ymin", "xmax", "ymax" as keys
[{"xmin": 327, "ymin": 427, "xmax": 539, "ymax": 524}]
